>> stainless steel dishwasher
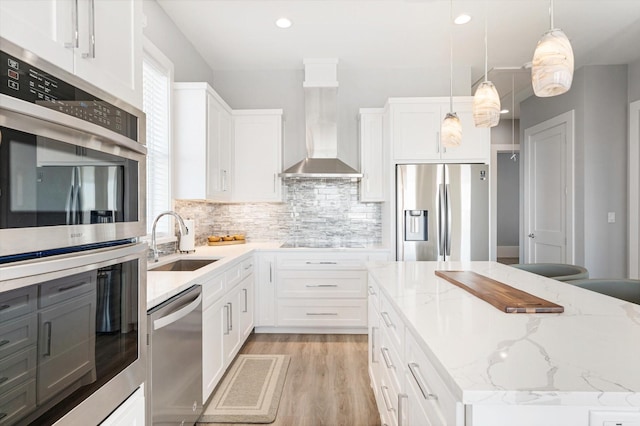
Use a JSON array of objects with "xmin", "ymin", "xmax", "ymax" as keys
[{"xmin": 147, "ymin": 285, "xmax": 203, "ymax": 425}]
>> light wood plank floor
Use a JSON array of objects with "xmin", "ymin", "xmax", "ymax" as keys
[{"xmin": 208, "ymin": 333, "xmax": 381, "ymax": 426}]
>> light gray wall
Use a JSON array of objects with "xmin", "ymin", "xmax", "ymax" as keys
[
  {"xmin": 213, "ymin": 66, "xmax": 471, "ymax": 170},
  {"xmin": 630, "ymin": 57, "xmax": 640, "ymax": 103},
  {"xmin": 142, "ymin": 0, "xmax": 214, "ymax": 84},
  {"xmin": 497, "ymin": 153, "xmax": 520, "ymax": 247},
  {"xmin": 520, "ymin": 64, "xmax": 628, "ymax": 278}
]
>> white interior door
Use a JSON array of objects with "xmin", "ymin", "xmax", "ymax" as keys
[
  {"xmin": 524, "ymin": 111, "xmax": 574, "ymax": 263},
  {"xmin": 630, "ymin": 100, "xmax": 640, "ymax": 279}
]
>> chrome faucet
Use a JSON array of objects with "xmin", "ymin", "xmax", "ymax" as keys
[{"xmin": 151, "ymin": 211, "xmax": 190, "ymax": 262}]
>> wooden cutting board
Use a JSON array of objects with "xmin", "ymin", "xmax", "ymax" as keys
[{"xmin": 435, "ymin": 270, "xmax": 564, "ymax": 313}]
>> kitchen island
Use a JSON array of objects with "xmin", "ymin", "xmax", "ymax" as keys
[{"xmin": 367, "ymin": 261, "xmax": 640, "ymax": 426}]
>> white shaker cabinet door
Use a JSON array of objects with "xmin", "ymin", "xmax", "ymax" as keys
[
  {"xmin": 232, "ymin": 110, "xmax": 283, "ymax": 202},
  {"xmin": 391, "ymin": 100, "xmax": 442, "ymax": 161},
  {"xmin": 360, "ymin": 108, "xmax": 385, "ymax": 202},
  {"xmin": 441, "ymin": 99, "xmax": 490, "ymax": 162},
  {"xmin": 73, "ymin": 0, "xmax": 142, "ymax": 108},
  {"xmin": 0, "ymin": 0, "xmax": 75, "ymax": 73}
]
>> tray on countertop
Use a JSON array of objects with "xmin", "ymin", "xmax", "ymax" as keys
[
  {"xmin": 435, "ymin": 270, "xmax": 564, "ymax": 313},
  {"xmin": 207, "ymin": 240, "xmax": 246, "ymax": 246}
]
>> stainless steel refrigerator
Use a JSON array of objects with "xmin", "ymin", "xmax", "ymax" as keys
[{"xmin": 396, "ymin": 164, "xmax": 489, "ymax": 261}]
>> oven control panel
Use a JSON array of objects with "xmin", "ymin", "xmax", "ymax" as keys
[{"xmin": 1, "ymin": 50, "xmax": 138, "ymax": 141}]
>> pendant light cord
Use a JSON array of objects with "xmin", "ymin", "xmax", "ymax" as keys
[
  {"xmin": 511, "ymin": 73, "xmax": 516, "ymax": 161},
  {"xmin": 449, "ymin": 0, "xmax": 454, "ymax": 112},
  {"xmin": 549, "ymin": 0, "xmax": 554, "ymax": 29},
  {"xmin": 484, "ymin": 0, "xmax": 488, "ymax": 82}
]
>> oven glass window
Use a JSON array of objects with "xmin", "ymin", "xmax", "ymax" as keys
[
  {"xmin": 0, "ymin": 127, "xmax": 138, "ymax": 229},
  {"xmin": 0, "ymin": 259, "xmax": 139, "ymax": 425}
]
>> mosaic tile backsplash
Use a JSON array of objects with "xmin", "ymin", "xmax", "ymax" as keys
[{"xmin": 173, "ymin": 179, "xmax": 382, "ymax": 247}]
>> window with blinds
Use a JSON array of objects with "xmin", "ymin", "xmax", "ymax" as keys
[{"xmin": 142, "ymin": 44, "xmax": 173, "ymax": 236}]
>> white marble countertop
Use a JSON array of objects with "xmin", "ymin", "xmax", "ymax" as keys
[
  {"xmin": 366, "ymin": 261, "xmax": 640, "ymax": 408},
  {"xmin": 146, "ymin": 242, "xmax": 389, "ymax": 310}
]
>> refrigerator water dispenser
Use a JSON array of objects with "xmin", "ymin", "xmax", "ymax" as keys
[{"xmin": 404, "ymin": 210, "xmax": 428, "ymax": 241}]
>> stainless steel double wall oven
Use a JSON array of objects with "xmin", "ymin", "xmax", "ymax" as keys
[{"xmin": 0, "ymin": 37, "xmax": 147, "ymax": 425}]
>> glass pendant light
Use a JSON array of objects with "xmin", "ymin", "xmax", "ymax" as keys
[
  {"xmin": 531, "ymin": 0, "xmax": 574, "ymax": 97},
  {"xmin": 442, "ymin": 0, "xmax": 462, "ymax": 148},
  {"xmin": 472, "ymin": 2, "xmax": 500, "ymax": 128}
]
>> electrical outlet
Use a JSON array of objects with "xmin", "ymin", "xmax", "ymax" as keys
[
  {"xmin": 608, "ymin": 212, "xmax": 616, "ymax": 223},
  {"xmin": 590, "ymin": 410, "xmax": 640, "ymax": 426}
]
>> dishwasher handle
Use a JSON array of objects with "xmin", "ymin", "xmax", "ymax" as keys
[{"xmin": 153, "ymin": 291, "xmax": 202, "ymax": 331}]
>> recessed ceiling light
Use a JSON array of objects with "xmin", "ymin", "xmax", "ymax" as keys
[
  {"xmin": 275, "ymin": 17, "xmax": 292, "ymax": 29},
  {"xmin": 454, "ymin": 14, "xmax": 471, "ymax": 25},
  {"xmin": 500, "ymin": 109, "xmax": 510, "ymax": 114}
]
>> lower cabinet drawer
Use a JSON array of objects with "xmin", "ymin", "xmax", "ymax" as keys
[
  {"xmin": 0, "ymin": 315, "xmax": 37, "ymax": 359},
  {"xmin": 276, "ymin": 299, "xmax": 367, "ymax": 327},
  {"xmin": 0, "ymin": 378, "xmax": 36, "ymax": 425},
  {"xmin": 0, "ymin": 346, "xmax": 36, "ymax": 396},
  {"xmin": 405, "ymin": 329, "xmax": 459, "ymax": 426},
  {"xmin": 277, "ymin": 270, "xmax": 367, "ymax": 298}
]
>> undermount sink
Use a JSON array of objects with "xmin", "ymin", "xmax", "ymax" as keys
[{"xmin": 150, "ymin": 258, "xmax": 219, "ymax": 272}]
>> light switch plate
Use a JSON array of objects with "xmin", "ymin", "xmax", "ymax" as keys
[
  {"xmin": 608, "ymin": 212, "xmax": 616, "ymax": 223},
  {"xmin": 590, "ymin": 410, "xmax": 640, "ymax": 426}
]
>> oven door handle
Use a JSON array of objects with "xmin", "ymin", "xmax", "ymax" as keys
[{"xmin": 153, "ymin": 292, "xmax": 202, "ymax": 331}]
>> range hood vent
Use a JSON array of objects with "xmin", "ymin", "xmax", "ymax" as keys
[{"xmin": 280, "ymin": 59, "xmax": 363, "ymax": 179}]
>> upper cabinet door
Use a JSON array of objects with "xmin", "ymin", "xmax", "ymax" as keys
[
  {"xmin": 360, "ymin": 109, "xmax": 385, "ymax": 202},
  {"xmin": 232, "ymin": 111, "xmax": 283, "ymax": 202},
  {"xmin": 74, "ymin": 0, "xmax": 142, "ymax": 108},
  {"xmin": 0, "ymin": 0, "xmax": 142, "ymax": 108},
  {"xmin": 0, "ymin": 0, "xmax": 75, "ymax": 73},
  {"xmin": 391, "ymin": 100, "xmax": 442, "ymax": 161},
  {"xmin": 440, "ymin": 99, "xmax": 490, "ymax": 162}
]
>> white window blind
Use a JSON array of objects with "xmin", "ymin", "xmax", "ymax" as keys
[{"xmin": 142, "ymin": 48, "xmax": 172, "ymax": 236}]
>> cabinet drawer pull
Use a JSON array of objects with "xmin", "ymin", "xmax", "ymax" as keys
[
  {"xmin": 304, "ymin": 284, "xmax": 338, "ymax": 288},
  {"xmin": 0, "ymin": 340, "xmax": 9, "ymax": 347},
  {"xmin": 223, "ymin": 304, "xmax": 230, "ymax": 335},
  {"xmin": 0, "ymin": 377, "xmax": 8, "ymax": 385},
  {"xmin": 368, "ymin": 286, "xmax": 376, "ymax": 296},
  {"xmin": 43, "ymin": 322, "xmax": 52, "ymax": 357},
  {"xmin": 305, "ymin": 261, "xmax": 338, "ymax": 265},
  {"xmin": 381, "ymin": 347, "xmax": 395, "ymax": 369},
  {"xmin": 228, "ymin": 302, "xmax": 233, "ymax": 330},
  {"xmin": 398, "ymin": 393, "xmax": 408, "ymax": 426},
  {"xmin": 380, "ymin": 385, "xmax": 395, "ymax": 412},
  {"xmin": 65, "ymin": 0, "xmax": 79, "ymax": 48},
  {"xmin": 381, "ymin": 311, "xmax": 395, "ymax": 328},
  {"xmin": 408, "ymin": 362, "xmax": 437, "ymax": 400},
  {"xmin": 244, "ymin": 264, "xmax": 252, "ymax": 271},
  {"xmin": 0, "ymin": 304, "xmax": 10, "ymax": 311},
  {"xmin": 242, "ymin": 289, "xmax": 248, "ymax": 313},
  {"xmin": 82, "ymin": 0, "xmax": 96, "ymax": 59},
  {"xmin": 305, "ymin": 312, "xmax": 338, "ymax": 316},
  {"xmin": 57, "ymin": 282, "xmax": 86, "ymax": 292}
]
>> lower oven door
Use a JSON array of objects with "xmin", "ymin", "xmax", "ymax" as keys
[{"xmin": 0, "ymin": 242, "xmax": 146, "ymax": 425}]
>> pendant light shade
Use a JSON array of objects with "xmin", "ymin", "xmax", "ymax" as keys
[
  {"xmin": 473, "ymin": 2, "xmax": 500, "ymax": 128},
  {"xmin": 442, "ymin": 0, "xmax": 461, "ymax": 148},
  {"xmin": 441, "ymin": 112, "xmax": 462, "ymax": 147},
  {"xmin": 531, "ymin": 0, "xmax": 574, "ymax": 97},
  {"xmin": 473, "ymin": 80, "xmax": 501, "ymax": 128}
]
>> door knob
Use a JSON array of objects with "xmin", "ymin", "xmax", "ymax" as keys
[{"xmin": 528, "ymin": 233, "xmax": 535, "ymax": 238}]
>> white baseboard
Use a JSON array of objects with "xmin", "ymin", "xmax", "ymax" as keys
[
  {"xmin": 254, "ymin": 326, "xmax": 367, "ymax": 335},
  {"xmin": 497, "ymin": 246, "xmax": 519, "ymax": 258}
]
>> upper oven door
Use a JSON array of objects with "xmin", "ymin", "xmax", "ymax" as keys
[{"xmin": 0, "ymin": 100, "xmax": 146, "ymax": 258}]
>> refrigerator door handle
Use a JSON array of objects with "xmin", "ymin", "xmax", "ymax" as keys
[
  {"xmin": 438, "ymin": 183, "xmax": 446, "ymax": 257},
  {"xmin": 445, "ymin": 183, "xmax": 452, "ymax": 256}
]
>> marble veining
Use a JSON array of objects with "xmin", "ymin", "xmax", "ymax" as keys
[{"xmin": 367, "ymin": 261, "xmax": 640, "ymax": 408}]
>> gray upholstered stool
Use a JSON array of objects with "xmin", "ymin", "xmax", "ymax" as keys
[
  {"xmin": 566, "ymin": 279, "xmax": 640, "ymax": 304},
  {"xmin": 510, "ymin": 263, "xmax": 589, "ymax": 281}
]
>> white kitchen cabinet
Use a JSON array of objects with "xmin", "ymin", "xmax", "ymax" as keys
[
  {"xmin": 238, "ymin": 274, "xmax": 254, "ymax": 340},
  {"xmin": 0, "ymin": 0, "xmax": 142, "ymax": 108},
  {"xmin": 232, "ymin": 110, "xmax": 283, "ymax": 202},
  {"xmin": 273, "ymin": 252, "xmax": 369, "ymax": 332},
  {"xmin": 100, "ymin": 385, "xmax": 145, "ymax": 426},
  {"xmin": 255, "ymin": 253, "xmax": 276, "ymax": 327},
  {"xmin": 221, "ymin": 285, "xmax": 242, "ymax": 364},
  {"xmin": 202, "ymin": 271, "xmax": 225, "ymax": 401},
  {"xmin": 37, "ymin": 292, "xmax": 96, "ymax": 404},
  {"xmin": 174, "ymin": 83, "xmax": 233, "ymax": 201},
  {"xmin": 388, "ymin": 97, "xmax": 489, "ymax": 163},
  {"xmin": 360, "ymin": 108, "xmax": 386, "ymax": 202}
]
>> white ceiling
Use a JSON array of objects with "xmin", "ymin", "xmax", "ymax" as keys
[{"xmin": 157, "ymin": 0, "xmax": 640, "ymax": 117}]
